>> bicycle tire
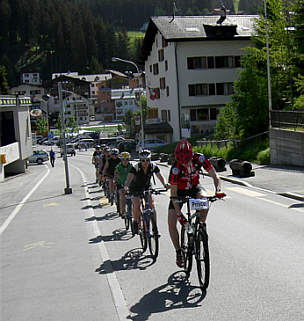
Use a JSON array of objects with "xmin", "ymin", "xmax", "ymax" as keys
[
  {"xmin": 196, "ymin": 227, "xmax": 210, "ymax": 289},
  {"xmin": 139, "ymin": 215, "xmax": 147, "ymax": 252},
  {"xmin": 147, "ymin": 213, "xmax": 159, "ymax": 260},
  {"xmin": 181, "ymin": 227, "xmax": 193, "ymax": 276},
  {"xmin": 125, "ymin": 200, "xmax": 132, "ymax": 231}
]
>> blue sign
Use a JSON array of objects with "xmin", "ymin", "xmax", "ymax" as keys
[{"xmin": 48, "ymin": 132, "xmax": 54, "ymax": 139}]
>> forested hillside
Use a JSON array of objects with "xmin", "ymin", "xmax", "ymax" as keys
[{"xmin": 0, "ymin": 0, "xmax": 261, "ymax": 87}]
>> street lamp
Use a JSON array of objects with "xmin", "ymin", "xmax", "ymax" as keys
[
  {"xmin": 58, "ymin": 82, "xmax": 72, "ymax": 194},
  {"xmin": 264, "ymin": 0, "xmax": 272, "ymax": 129},
  {"xmin": 112, "ymin": 57, "xmax": 145, "ymax": 149}
]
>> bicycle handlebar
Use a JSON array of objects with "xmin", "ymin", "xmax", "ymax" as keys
[{"xmin": 170, "ymin": 193, "xmax": 226, "ymax": 203}]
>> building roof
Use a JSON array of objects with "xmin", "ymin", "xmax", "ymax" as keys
[
  {"xmin": 142, "ymin": 15, "xmax": 259, "ymax": 60},
  {"xmin": 144, "ymin": 122, "xmax": 173, "ymax": 134},
  {"xmin": 52, "ymin": 72, "xmax": 112, "ymax": 82}
]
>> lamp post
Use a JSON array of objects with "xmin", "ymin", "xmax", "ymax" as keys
[
  {"xmin": 58, "ymin": 82, "xmax": 72, "ymax": 194},
  {"xmin": 264, "ymin": 0, "xmax": 272, "ymax": 129},
  {"xmin": 112, "ymin": 57, "xmax": 145, "ymax": 149}
]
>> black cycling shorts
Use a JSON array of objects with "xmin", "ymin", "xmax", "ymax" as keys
[{"xmin": 168, "ymin": 185, "xmax": 202, "ymax": 210}]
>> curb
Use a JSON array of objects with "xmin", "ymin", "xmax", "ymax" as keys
[{"xmin": 278, "ymin": 192, "xmax": 304, "ymax": 202}]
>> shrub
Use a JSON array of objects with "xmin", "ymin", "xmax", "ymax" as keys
[{"xmin": 257, "ymin": 148, "xmax": 270, "ymax": 164}]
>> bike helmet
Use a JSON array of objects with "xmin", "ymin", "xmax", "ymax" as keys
[
  {"xmin": 175, "ymin": 139, "xmax": 192, "ymax": 164},
  {"xmin": 111, "ymin": 148, "xmax": 119, "ymax": 155},
  {"xmin": 139, "ymin": 149, "xmax": 151, "ymax": 159},
  {"xmin": 120, "ymin": 151, "xmax": 131, "ymax": 160},
  {"xmin": 103, "ymin": 146, "xmax": 110, "ymax": 152},
  {"xmin": 100, "ymin": 144, "xmax": 106, "ymax": 148},
  {"xmin": 95, "ymin": 145, "xmax": 100, "ymax": 149}
]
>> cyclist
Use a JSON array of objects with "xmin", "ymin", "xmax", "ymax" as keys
[
  {"xmin": 114, "ymin": 152, "xmax": 133, "ymax": 217},
  {"xmin": 92, "ymin": 145, "xmax": 101, "ymax": 183},
  {"xmin": 103, "ymin": 148, "xmax": 121, "ymax": 201},
  {"xmin": 168, "ymin": 139, "xmax": 223, "ymax": 267},
  {"xmin": 124, "ymin": 149, "xmax": 168, "ymax": 234}
]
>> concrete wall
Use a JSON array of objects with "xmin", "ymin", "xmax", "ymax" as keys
[{"xmin": 270, "ymin": 128, "xmax": 304, "ymax": 166}]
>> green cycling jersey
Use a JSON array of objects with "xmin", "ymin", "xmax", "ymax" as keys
[{"xmin": 115, "ymin": 162, "xmax": 132, "ymax": 185}]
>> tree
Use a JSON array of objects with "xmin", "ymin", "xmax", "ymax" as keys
[
  {"xmin": 36, "ymin": 116, "xmax": 47, "ymax": 135},
  {"xmin": 67, "ymin": 116, "xmax": 77, "ymax": 133},
  {"xmin": 55, "ymin": 116, "xmax": 62, "ymax": 133},
  {"xmin": 0, "ymin": 65, "xmax": 9, "ymax": 94},
  {"xmin": 214, "ymin": 104, "xmax": 238, "ymax": 139}
]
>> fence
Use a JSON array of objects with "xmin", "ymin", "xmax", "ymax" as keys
[{"xmin": 271, "ymin": 110, "xmax": 304, "ymax": 130}]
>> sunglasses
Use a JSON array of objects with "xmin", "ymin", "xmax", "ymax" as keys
[{"xmin": 141, "ymin": 159, "xmax": 150, "ymax": 162}]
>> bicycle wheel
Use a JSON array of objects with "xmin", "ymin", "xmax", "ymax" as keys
[
  {"xmin": 181, "ymin": 227, "xmax": 193, "ymax": 276},
  {"xmin": 139, "ymin": 215, "xmax": 147, "ymax": 252},
  {"xmin": 146, "ymin": 213, "xmax": 159, "ymax": 260},
  {"xmin": 196, "ymin": 226, "xmax": 210, "ymax": 289},
  {"xmin": 125, "ymin": 199, "xmax": 132, "ymax": 231}
]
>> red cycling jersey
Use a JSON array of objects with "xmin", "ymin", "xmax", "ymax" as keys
[{"xmin": 169, "ymin": 153, "xmax": 213, "ymax": 190}]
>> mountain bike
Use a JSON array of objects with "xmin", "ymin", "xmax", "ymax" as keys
[
  {"xmin": 174, "ymin": 193, "xmax": 225, "ymax": 289},
  {"xmin": 137, "ymin": 188, "xmax": 167, "ymax": 260}
]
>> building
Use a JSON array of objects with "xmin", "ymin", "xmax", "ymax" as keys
[
  {"xmin": 142, "ymin": 15, "xmax": 258, "ymax": 141},
  {"xmin": 64, "ymin": 93, "xmax": 92, "ymax": 125},
  {"xmin": 0, "ymin": 96, "xmax": 32, "ymax": 182},
  {"xmin": 20, "ymin": 72, "xmax": 42, "ymax": 85},
  {"xmin": 111, "ymin": 88, "xmax": 143, "ymax": 121}
]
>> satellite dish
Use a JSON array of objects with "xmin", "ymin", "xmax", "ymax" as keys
[{"xmin": 30, "ymin": 109, "xmax": 42, "ymax": 117}]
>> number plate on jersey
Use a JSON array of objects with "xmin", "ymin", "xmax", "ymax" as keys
[{"xmin": 189, "ymin": 198, "xmax": 209, "ymax": 211}]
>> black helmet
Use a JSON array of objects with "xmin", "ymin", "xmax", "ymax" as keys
[
  {"xmin": 139, "ymin": 149, "xmax": 151, "ymax": 159},
  {"xmin": 111, "ymin": 148, "xmax": 119, "ymax": 155},
  {"xmin": 95, "ymin": 145, "xmax": 100, "ymax": 149}
]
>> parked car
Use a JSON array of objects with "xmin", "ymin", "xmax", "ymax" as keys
[
  {"xmin": 99, "ymin": 137, "xmax": 125, "ymax": 148},
  {"xmin": 136, "ymin": 139, "xmax": 167, "ymax": 151},
  {"xmin": 60, "ymin": 144, "xmax": 76, "ymax": 157},
  {"xmin": 28, "ymin": 150, "xmax": 49, "ymax": 164},
  {"xmin": 117, "ymin": 139, "xmax": 136, "ymax": 153},
  {"xmin": 74, "ymin": 138, "xmax": 94, "ymax": 149}
]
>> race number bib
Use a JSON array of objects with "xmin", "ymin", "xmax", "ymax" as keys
[{"xmin": 189, "ymin": 198, "xmax": 209, "ymax": 211}]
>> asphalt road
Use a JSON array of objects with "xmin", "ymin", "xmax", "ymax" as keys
[{"xmin": 1, "ymin": 149, "xmax": 304, "ymax": 321}]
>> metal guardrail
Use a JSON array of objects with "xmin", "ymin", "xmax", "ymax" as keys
[{"xmin": 271, "ymin": 110, "xmax": 304, "ymax": 129}]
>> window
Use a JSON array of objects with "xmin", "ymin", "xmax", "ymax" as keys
[
  {"xmin": 150, "ymin": 65, "xmax": 152, "ymax": 73},
  {"xmin": 162, "ymin": 37, "xmax": 168, "ymax": 48},
  {"xmin": 161, "ymin": 110, "xmax": 168, "ymax": 121},
  {"xmin": 168, "ymin": 110, "xmax": 171, "ymax": 121},
  {"xmin": 153, "ymin": 63, "xmax": 159, "ymax": 75},
  {"xmin": 197, "ymin": 109, "xmax": 209, "ymax": 121},
  {"xmin": 166, "ymin": 86, "xmax": 170, "ymax": 97},
  {"xmin": 189, "ymin": 84, "xmax": 208, "ymax": 96},
  {"xmin": 215, "ymin": 56, "xmax": 241, "ymax": 68},
  {"xmin": 160, "ymin": 77, "xmax": 166, "ymax": 90},
  {"xmin": 210, "ymin": 108, "xmax": 217, "ymax": 120},
  {"xmin": 209, "ymin": 84, "xmax": 216, "ymax": 95},
  {"xmin": 158, "ymin": 49, "xmax": 164, "ymax": 62},
  {"xmin": 165, "ymin": 60, "xmax": 168, "ymax": 71},
  {"xmin": 224, "ymin": 83, "xmax": 234, "ymax": 95},
  {"xmin": 216, "ymin": 83, "xmax": 224, "ymax": 95},
  {"xmin": 190, "ymin": 109, "xmax": 197, "ymax": 121}
]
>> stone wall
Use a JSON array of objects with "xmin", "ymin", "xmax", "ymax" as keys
[{"xmin": 270, "ymin": 128, "xmax": 304, "ymax": 166}]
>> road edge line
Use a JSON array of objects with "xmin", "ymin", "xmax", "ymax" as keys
[{"xmin": 73, "ymin": 165, "xmax": 130, "ymax": 321}]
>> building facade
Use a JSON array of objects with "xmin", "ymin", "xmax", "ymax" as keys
[
  {"xmin": 20, "ymin": 72, "xmax": 42, "ymax": 85},
  {"xmin": 142, "ymin": 15, "xmax": 258, "ymax": 141},
  {"xmin": 0, "ymin": 96, "xmax": 32, "ymax": 181}
]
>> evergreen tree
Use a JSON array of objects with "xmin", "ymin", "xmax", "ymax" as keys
[{"xmin": 0, "ymin": 65, "xmax": 9, "ymax": 94}]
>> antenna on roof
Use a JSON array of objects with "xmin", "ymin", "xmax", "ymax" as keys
[
  {"xmin": 169, "ymin": 1, "xmax": 178, "ymax": 23},
  {"xmin": 216, "ymin": 2, "xmax": 227, "ymax": 25}
]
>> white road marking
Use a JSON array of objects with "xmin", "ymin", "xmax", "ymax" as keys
[
  {"xmin": 227, "ymin": 186, "xmax": 304, "ymax": 212},
  {"xmin": 226, "ymin": 186, "xmax": 266, "ymax": 198},
  {"xmin": 0, "ymin": 166, "xmax": 50, "ymax": 235},
  {"xmin": 73, "ymin": 165, "xmax": 130, "ymax": 321}
]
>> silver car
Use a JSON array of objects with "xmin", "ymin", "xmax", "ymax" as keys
[{"xmin": 28, "ymin": 150, "xmax": 49, "ymax": 164}]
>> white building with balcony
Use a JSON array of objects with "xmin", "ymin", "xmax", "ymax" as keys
[
  {"xmin": 64, "ymin": 93, "xmax": 92, "ymax": 125},
  {"xmin": 111, "ymin": 88, "xmax": 144, "ymax": 121},
  {"xmin": 0, "ymin": 96, "xmax": 32, "ymax": 181},
  {"xmin": 21, "ymin": 72, "xmax": 42, "ymax": 85},
  {"xmin": 142, "ymin": 15, "xmax": 258, "ymax": 141}
]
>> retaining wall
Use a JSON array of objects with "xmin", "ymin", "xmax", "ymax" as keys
[{"xmin": 270, "ymin": 128, "xmax": 304, "ymax": 166}]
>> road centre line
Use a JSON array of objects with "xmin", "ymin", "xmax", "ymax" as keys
[
  {"xmin": 0, "ymin": 165, "xmax": 50, "ymax": 236},
  {"xmin": 73, "ymin": 165, "xmax": 130, "ymax": 321}
]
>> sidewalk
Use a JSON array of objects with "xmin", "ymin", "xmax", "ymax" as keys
[{"xmin": 156, "ymin": 161, "xmax": 304, "ymax": 202}]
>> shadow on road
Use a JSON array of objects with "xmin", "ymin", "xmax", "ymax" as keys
[
  {"xmin": 127, "ymin": 272, "xmax": 206, "ymax": 321},
  {"xmin": 0, "ymin": 194, "xmax": 65, "ymax": 210},
  {"xmin": 85, "ymin": 211, "xmax": 119, "ymax": 222},
  {"xmin": 89, "ymin": 228, "xmax": 132, "ymax": 243},
  {"xmin": 95, "ymin": 248, "xmax": 155, "ymax": 274}
]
